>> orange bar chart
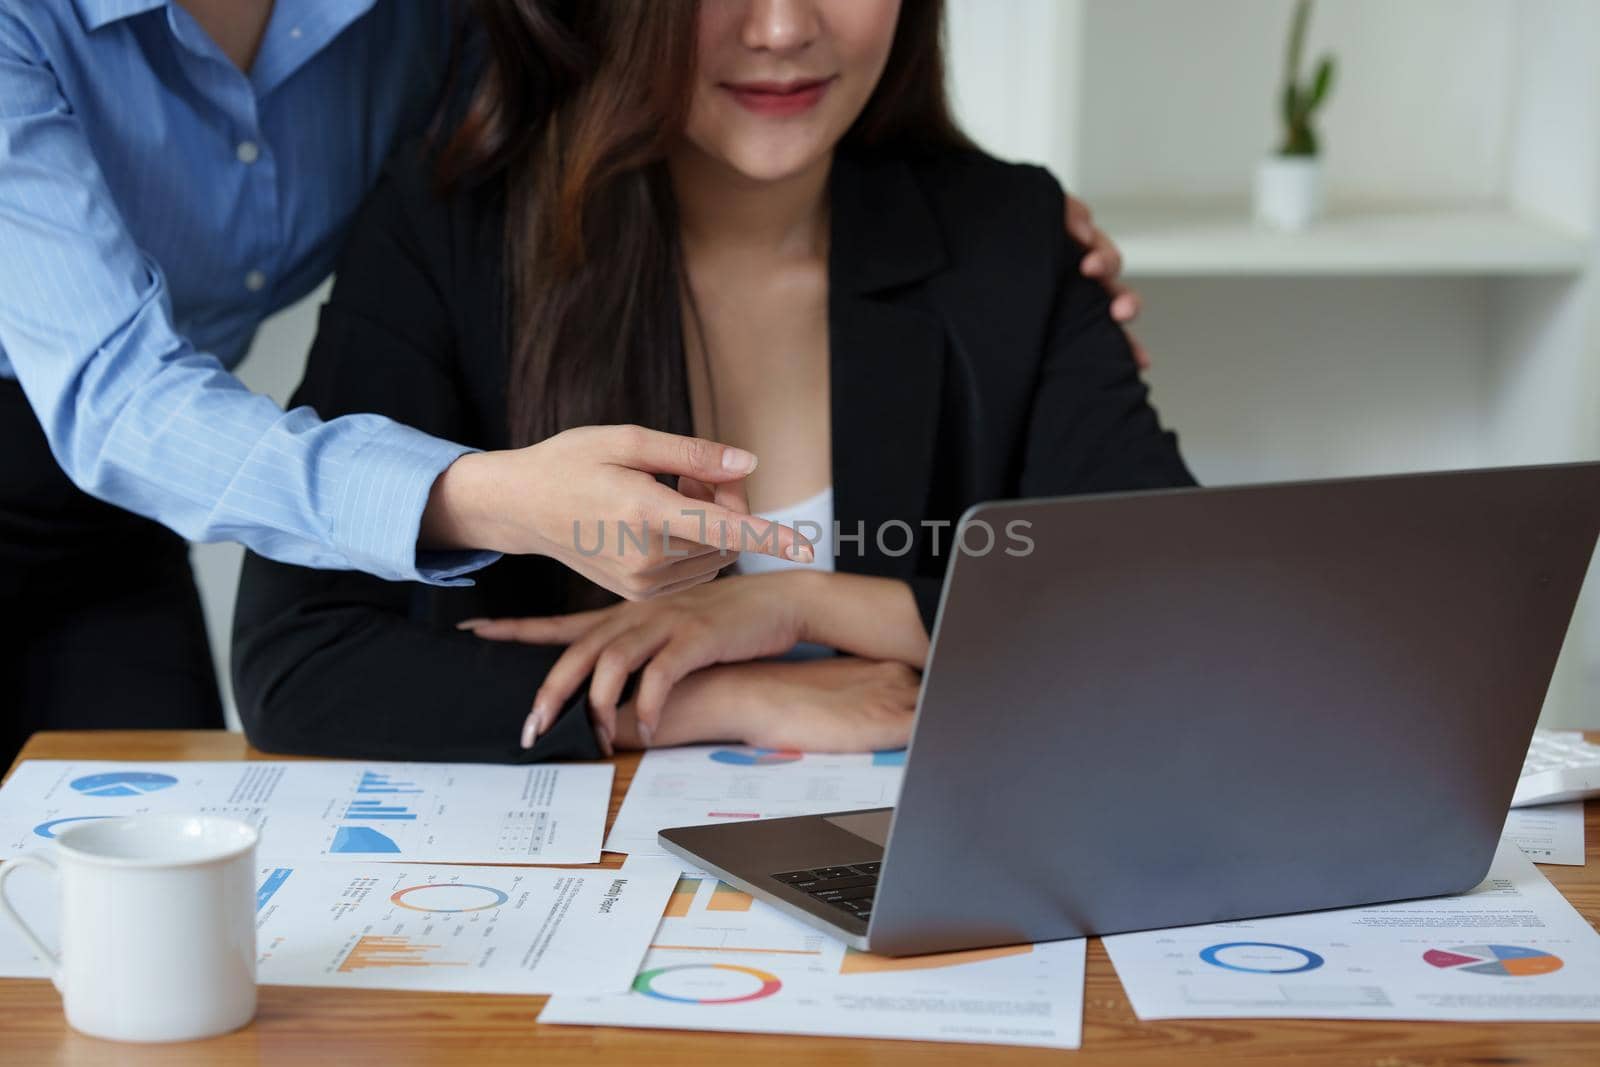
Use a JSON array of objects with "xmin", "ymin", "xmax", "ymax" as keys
[
  {"xmin": 338, "ymin": 935, "xmax": 468, "ymax": 972},
  {"xmin": 665, "ymin": 878, "xmax": 701, "ymax": 918},
  {"xmin": 839, "ymin": 943, "xmax": 1032, "ymax": 975},
  {"xmin": 707, "ymin": 882, "xmax": 754, "ymax": 913}
]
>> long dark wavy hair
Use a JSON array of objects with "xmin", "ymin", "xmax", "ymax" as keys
[{"xmin": 435, "ymin": 0, "xmax": 970, "ymax": 449}]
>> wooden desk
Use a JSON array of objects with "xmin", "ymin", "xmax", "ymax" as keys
[{"xmin": 2, "ymin": 730, "xmax": 1597, "ymax": 1066}]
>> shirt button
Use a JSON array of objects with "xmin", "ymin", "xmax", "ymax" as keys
[
  {"xmin": 244, "ymin": 270, "xmax": 267, "ymax": 293},
  {"xmin": 236, "ymin": 141, "xmax": 260, "ymax": 165}
]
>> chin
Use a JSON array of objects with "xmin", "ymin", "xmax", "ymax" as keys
[{"xmin": 718, "ymin": 139, "xmax": 835, "ymax": 184}]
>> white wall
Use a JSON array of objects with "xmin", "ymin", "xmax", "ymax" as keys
[
  {"xmin": 944, "ymin": 0, "xmax": 1599, "ymax": 726},
  {"xmin": 1135, "ymin": 277, "xmax": 1496, "ymax": 485},
  {"xmin": 1075, "ymin": 0, "xmax": 1516, "ymax": 206},
  {"xmin": 944, "ymin": 0, "xmax": 1081, "ymax": 184}
]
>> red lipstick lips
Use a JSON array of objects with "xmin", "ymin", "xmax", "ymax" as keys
[{"xmin": 722, "ymin": 76, "xmax": 835, "ymax": 117}]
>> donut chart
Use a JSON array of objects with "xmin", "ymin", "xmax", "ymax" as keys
[
  {"xmin": 32, "ymin": 815, "xmax": 114, "ymax": 839},
  {"xmin": 633, "ymin": 963, "xmax": 782, "ymax": 1004},
  {"xmin": 1199, "ymin": 941, "xmax": 1325, "ymax": 974},
  {"xmin": 390, "ymin": 883, "xmax": 509, "ymax": 913}
]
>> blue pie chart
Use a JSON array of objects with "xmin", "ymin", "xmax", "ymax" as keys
[
  {"xmin": 709, "ymin": 748, "xmax": 802, "ymax": 767},
  {"xmin": 70, "ymin": 771, "xmax": 179, "ymax": 798}
]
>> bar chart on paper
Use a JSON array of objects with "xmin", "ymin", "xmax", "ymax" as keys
[
  {"xmin": 343, "ymin": 772, "xmax": 422, "ymax": 825},
  {"xmin": 648, "ymin": 877, "xmax": 824, "ymax": 959},
  {"xmin": 252, "ymin": 860, "xmax": 679, "ymax": 995},
  {"xmin": 340, "ymin": 935, "xmax": 468, "ymax": 972},
  {"xmin": 0, "ymin": 759, "xmax": 613, "ymax": 864},
  {"xmin": 355, "ymin": 770, "xmax": 423, "ymax": 794}
]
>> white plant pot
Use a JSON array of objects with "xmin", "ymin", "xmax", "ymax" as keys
[{"xmin": 1254, "ymin": 155, "xmax": 1325, "ymax": 230}]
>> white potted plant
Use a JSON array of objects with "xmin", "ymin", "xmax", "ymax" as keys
[{"xmin": 1255, "ymin": 0, "xmax": 1337, "ymax": 230}]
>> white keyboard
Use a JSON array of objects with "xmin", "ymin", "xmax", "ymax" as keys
[{"xmin": 1512, "ymin": 729, "xmax": 1600, "ymax": 808}]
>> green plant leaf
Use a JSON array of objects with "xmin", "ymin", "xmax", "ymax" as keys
[
  {"xmin": 1308, "ymin": 55, "xmax": 1336, "ymax": 110},
  {"xmin": 1285, "ymin": 0, "xmax": 1311, "ymax": 88}
]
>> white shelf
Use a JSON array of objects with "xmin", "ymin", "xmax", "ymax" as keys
[{"xmin": 1089, "ymin": 203, "xmax": 1591, "ymax": 278}]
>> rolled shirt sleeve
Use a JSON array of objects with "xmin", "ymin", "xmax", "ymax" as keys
[{"xmin": 0, "ymin": 10, "xmax": 494, "ymax": 584}]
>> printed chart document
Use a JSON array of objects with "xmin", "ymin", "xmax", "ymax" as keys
[
  {"xmin": 541, "ymin": 859, "xmax": 1085, "ymax": 1049},
  {"xmin": 0, "ymin": 760, "xmax": 612, "ymax": 864},
  {"xmin": 605, "ymin": 745, "xmax": 904, "ymax": 857},
  {"xmin": 1103, "ymin": 842, "xmax": 1600, "ymax": 1022},
  {"xmin": 1, "ymin": 860, "xmax": 680, "ymax": 991},
  {"xmin": 1503, "ymin": 803, "xmax": 1585, "ymax": 866},
  {"xmin": 252, "ymin": 860, "xmax": 678, "ymax": 994}
]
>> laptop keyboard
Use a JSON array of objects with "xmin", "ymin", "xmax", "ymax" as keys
[{"xmin": 773, "ymin": 861, "xmax": 880, "ymax": 921}]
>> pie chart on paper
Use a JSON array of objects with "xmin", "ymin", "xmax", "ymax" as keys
[
  {"xmin": 708, "ymin": 749, "xmax": 802, "ymax": 767},
  {"xmin": 1422, "ymin": 944, "xmax": 1564, "ymax": 977},
  {"xmin": 69, "ymin": 771, "xmax": 179, "ymax": 798}
]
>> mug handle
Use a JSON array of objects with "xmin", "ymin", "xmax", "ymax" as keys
[{"xmin": 0, "ymin": 854, "xmax": 62, "ymax": 986}]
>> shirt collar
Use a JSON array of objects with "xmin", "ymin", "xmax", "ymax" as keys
[{"xmin": 73, "ymin": 0, "xmax": 168, "ymax": 31}]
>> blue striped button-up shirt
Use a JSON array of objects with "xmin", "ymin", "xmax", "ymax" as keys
[{"xmin": 0, "ymin": 0, "xmax": 493, "ymax": 583}]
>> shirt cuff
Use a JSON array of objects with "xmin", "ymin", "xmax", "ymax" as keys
[{"xmin": 332, "ymin": 420, "xmax": 501, "ymax": 586}]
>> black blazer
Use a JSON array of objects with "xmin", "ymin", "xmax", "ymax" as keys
[{"xmin": 232, "ymin": 143, "xmax": 1196, "ymax": 764}]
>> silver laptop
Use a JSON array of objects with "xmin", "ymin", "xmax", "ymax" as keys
[{"xmin": 660, "ymin": 463, "xmax": 1600, "ymax": 956}]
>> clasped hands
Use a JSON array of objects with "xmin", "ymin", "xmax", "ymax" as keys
[{"xmin": 459, "ymin": 570, "xmax": 922, "ymax": 755}]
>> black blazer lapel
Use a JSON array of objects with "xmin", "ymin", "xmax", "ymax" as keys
[{"xmin": 828, "ymin": 151, "xmax": 948, "ymax": 582}]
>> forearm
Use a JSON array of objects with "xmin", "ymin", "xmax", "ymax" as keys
[
  {"xmin": 791, "ymin": 570, "xmax": 930, "ymax": 667},
  {"xmin": 420, "ymin": 450, "xmax": 506, "ymax": 551},
  {"xmin": 16, "ymin": 326, "xmax": 489, "ymax": 583},
  {"xmin": 612, "ymin": 664, "xmax": 751, "ymax": 750}
]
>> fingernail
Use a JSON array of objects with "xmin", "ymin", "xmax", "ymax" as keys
[
  {"xmin": 721, "ymin": 447, "xmax": 757, "ymax": 474},
  {"xmin": 456, "ymin": 618, "xmax": 485, "ymax": 630},
  {"xmin": 597, "ymin": 725, "xmax": 614, "ymax": 757},
  {"xmin": 520, "ymin": 711, "xmax": 539, "ymax": 750},
  {"xmin": 638, "ymin": 721, "xmax": 653, "ymax": 746},
  {"xmin": 786, "ymin": 542, "xmax": 814, "ymax": 563}
]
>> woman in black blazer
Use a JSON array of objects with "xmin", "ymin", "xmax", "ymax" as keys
[{"xmin": 232, "ymin": 0, "xmax": 1194, "ymax": 764}]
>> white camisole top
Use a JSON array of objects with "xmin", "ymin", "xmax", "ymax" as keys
[
  {"xmin": 732, "ymin": 485, "xmax": 836, "ymax": 577},
  {"xmin": 732, "ymin": 486, "xmax": 836, "ymax": 659}
]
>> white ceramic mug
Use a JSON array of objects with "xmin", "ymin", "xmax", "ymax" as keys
[{"xmin": 0, "ymin": 814, "xmax": 259, "ymax": 1042}]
